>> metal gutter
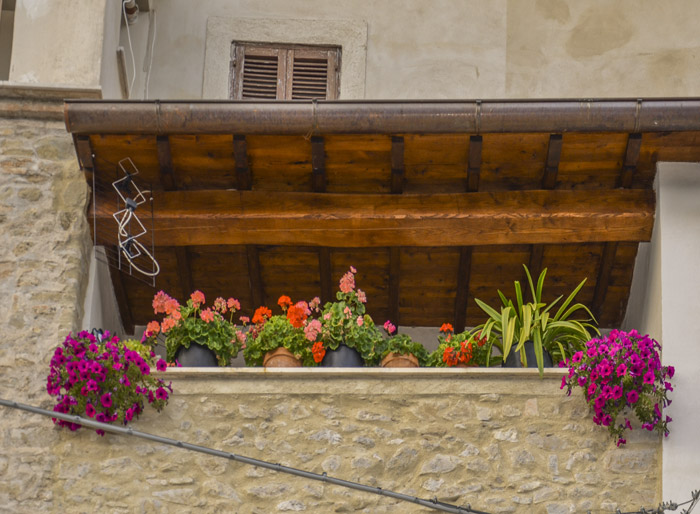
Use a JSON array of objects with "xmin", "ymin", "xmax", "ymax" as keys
[{"xmin": 64, "ymin": 98, "xmax": 700, "ymax": 135}]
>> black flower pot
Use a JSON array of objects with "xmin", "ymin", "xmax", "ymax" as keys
[
  {"xmin": 503, "ymin": 340, "xmax": 553, "ymax": 368},
  {"xmin": 321, "ymin": 344, "xmax": 364, "ymax": 367},
  {"xmin": 175, "ymin": 342, "xmax": 218, "ymax": 367}
]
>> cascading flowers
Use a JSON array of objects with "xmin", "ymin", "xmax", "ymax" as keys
[
  {"xmin": 561, "ymin": 329, "xmax": 674, "ymax": 447},
  {"xmin": 46, "ymin": 331, "xmax": 171, "ymax": 436}
]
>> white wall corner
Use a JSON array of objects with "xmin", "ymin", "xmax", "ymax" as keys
[{"xmin": 202, "ymin": 16, "xmax": 367, "ymax": 100}]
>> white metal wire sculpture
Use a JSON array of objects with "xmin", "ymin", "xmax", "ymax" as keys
[{"xmin": 111, "ymin": 158, "xmax": 160, "ymax": 277}]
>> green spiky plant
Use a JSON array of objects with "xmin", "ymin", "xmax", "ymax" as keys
[{"xmin": 473, "ymin": 264, "xmax": 599, "ymax": 376}]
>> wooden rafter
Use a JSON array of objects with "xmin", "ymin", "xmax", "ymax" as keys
[
  {"xmin": 391, "ymin": 136, "xmax": 404, "ymax": 194},
  {"xmin": 592, "ymin": 242, "xmax": 618, "ymax": 320},
  {"xmin": 156, "ymin": 135, "xmax": 177, "ymax": 191},
  {"xmin": 319, "ymin": 247, "xmax": 333, "ymax": 303},
  {"xmin": 246, "ymin": 246, "xmax": 264, "ymax": 308},
  {"xmin": 541, "ymin": 134, "xmax": 563, "ymax": 189},
  {"xmin": 90, "ymin": 189, "xmax": 654, "ymax": 248},
  {"xmin": 453, "ymin": 246, "xmax": 472, "ymax": 332},
  {"xmin": 175, "ymin": 247, "xmax": 193, "ymax": 301},
  {"xmin": 233, "ymin": 135, "xmax": 251, "ymax": 190},
  {"xmin": 466, "ymin": 135, "xmax": 482, "ymax": 192},
  {"xmin": 311, "ymin": 136, "xmax": 326, "ymax": 192},
  {"xmin": 618, "ymin": 133, "xmax": 643, "ymax": 188},
  {"xmin": 388, "ymin": 247, "xmax": 400, "ymax": 325}
]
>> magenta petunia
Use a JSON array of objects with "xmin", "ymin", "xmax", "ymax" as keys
[
  {"xmin": 643, "ymin": 370, "xmax": 655, "ymax": 384},
  {"xmin": 100, "ymin": 393, "xmax": 112, "ymax": 408},
  {"xmin": 155, "ymin": 387, "xmax": 168, "ymax": 400},
  {"xmin": 156, "ymin": 359, "xmax": 167, "ymax": 372},
  {"xmin": 85, "ymin": 403, "xmax": 96, "ymax": 418},
  {"xmin": 627, "ymin": 390, "xmax": 639, "ymax": 404},
  {"xmin": 615, "ymin": 363, "xmax": 627, "ymax": 377}
]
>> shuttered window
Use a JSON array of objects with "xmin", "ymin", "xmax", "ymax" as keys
[{"xmin": 230, "ymin": 43, "xmax": 340, "ymax": 100}]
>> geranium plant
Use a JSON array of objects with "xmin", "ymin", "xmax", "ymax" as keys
[
  {"xmin": 376, "ymin": 320, "xmax": 429, "ymax": 366},
  {"xmin": 146, "ymin": 290, "xmax": 243, "ymax": 366},
  {"xmin": 427, "ymin": 323, "xmax": 492, "ymax": 367},
  {"xmin": 46, "ymin": 331, "xmax": 171, "ymax": 435},
  {"xmin": 318, "ymin": 267, "xmax": 383, "ymax": 365},
  {"xmin": 560, "ymin": 329, "xmax": 675, "ymax": 447},
  {"xmin": 243, "ymin": 296, "xmax": 324, "ymax": 366}
]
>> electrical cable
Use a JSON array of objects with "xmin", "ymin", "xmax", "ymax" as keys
[{"xmin": 122, "ymin": 0, "xmax": 137, "ymax": 98}]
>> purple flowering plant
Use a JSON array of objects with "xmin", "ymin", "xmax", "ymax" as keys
[
  {"xmin": 560, "ymin": 329, "xmax": 674, "ymax": 447},
  {"xmin": 47, "ymin": 331, "xmax": 172, "ymax": 436}
]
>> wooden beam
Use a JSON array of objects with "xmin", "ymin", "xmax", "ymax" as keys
[
  {"xmin": 542, "ymin": 134, "xmax": 563, "ymax": 189},
  {"xmin": 592, "ymin": 242, "xmax": 618, "ymax": 320},
  {"xmin": 107, "ymin": 251, "xmax": 134, "ymax": 334},
  {"xmin": 453, "ymin": 247, "xmax": 472, "ymax": 332},
  {"xmin": 391, "ymin": 136, "xmax": 404, "ymax": 194},
  {"xmin": 388, "ymin": 247, "xmax": 400, "ymax": 326},
  {"xmin": 156, "ymin": 135, "xmax": 177, "ymax": 191},
  {"xmin": 467, "ymin": 135, "xmax": 482, "ymax": 192},
  {"xmin": 233, "ymin": 135, "xmax": 251, "ymax": 190},
  {"xmin": 246, "ymin": 246, "xmax": 264, "ymax": 308},
  {"xmin": 319, "ymin": 247, "xmax": 333, "ymax": 304},
  {"xmin": 175, "ymin": 247, "xmax": 193, "ymax": 301},
  {"xmin": 311, "ymin": 136, "xmax": 326, "ymax": 193},
  {"xmin": 618, "ymin": 133, "xmax": 643, "ymax": 188},
  {"xmin": 74, "ymin": 135, "xmax": 94, "ymax": 170},
  {"xmin": 89, "ymin": 189, "xmax": 655, "ymax": 248}
]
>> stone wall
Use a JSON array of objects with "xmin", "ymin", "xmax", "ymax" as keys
[
  {"xmin": 0, "ymin": 95, "xmax": 92, "ymax": 512},
  {"xmin": 46, "ymin": 369, "xmax": 660, "ymax": 514}
]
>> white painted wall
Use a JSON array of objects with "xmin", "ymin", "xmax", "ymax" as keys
[
  {"xmin": 625, "ymin": 163, "xmax": 700, "ymax": 502},
  {"xmin": 99, "ymin": 0, "xmax": 123, "ymax": 99}
]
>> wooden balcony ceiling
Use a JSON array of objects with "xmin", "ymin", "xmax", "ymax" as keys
[{"xmin": 65, "ymin": 99, "xmax": 700, "ymax": 333}]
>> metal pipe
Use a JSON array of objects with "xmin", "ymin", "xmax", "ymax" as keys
[
  {"xmin": 0, "ymin": 398, "xmax": 488, "ymax": 514},
  {"xmin": 64, "ymin": 98, "xmax": 700, "ymax": 135}
]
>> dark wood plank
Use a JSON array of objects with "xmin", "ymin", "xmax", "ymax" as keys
[
  {"xmin": 542, "ymin": 134, "xmax": 563, "ymax": 189},
  {"xmin": 234, "ymin": 135, "xmax": 252, "ymax": 190},
  {"xmin": 311, "ymin": 136, "xmax": 326, "ymax": 192},
  {"xmin": 592, "ymin": 242, "xmax": 618, "ymax": 321},
  {"xmin": 618, "ymin": 133, "xmax": 643, "ymax": 188},
  {"xmin": 175, "ymin": 247, "xmax": 193, "ymax": 301},
  {"xmin": 246, "ymin": 245, "xmax": 264, "ymax": 308},
  {"xmin": 526, "ymin": 244, "xmax": 545, "ymax": 295},
  {"xmin": 391, "ymin": 136, "xmax": 404, "ymax": 194},
  {"xmin": 388, "ymin": 247, "xmax": 400, "ymax": 325},
  {"xmin": 454, "ymin": 246, "xmax": 472, "ymax": 332},
  {"xmin": 467, "ymin": 135, "xmax": 482, "ymax": 192},
  {"xmin": 75, "ymin": 135, "xmax": 94, "ymax": 170},
  {"xmin": 90, "ymin": 189, "xmax": 655, "ymax": 248},
  {"xmin": 319, "ymin": 247, "xmax": 333, "ymax": 303},
  {"xmin": 156, "ymin": 135, "xmax": 177, "ymax": 191}
]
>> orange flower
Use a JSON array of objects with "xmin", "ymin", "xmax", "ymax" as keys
[
  {"xmin": 214, "ymin": 297, "xmax": 227, "ymax": 313},
  {"xmin": 278, "ymin": 295, "xmax": 292, "ymax": 310},
  {"xmin": 312, "ymin": 341, "xmax": 326, "ymax": 363},
  {"xmin": 145, "ymin": 320, "xmax": 160, "ymax": 336},
  {"xmin": 164, "ymin": 298, "xmax": 180, "ymax": 316},
  {"xmin": 200, "ymin": 308, "xmax": 215, "ymax": 323},
  {"xmin": 161, "ymin": 317, "xmax": 177, "ymax": 334},
  {"xmin": 442, "ymin": 347, "xmax": 458, "ymax": 366},
  {"xmin": 152, "ymin": 291, "xmax": 171, "ymax": 314},
  {"xmin": 287, "ymin": 304, "xmax": 307, "ymax": 328},
  {"xmin": 227, "ymin": 298, "xmax": 240, "ymax": 311},
  {"xmin": 252, "ymin": 306, "xmax": 272, "ymax": 325},
  {"xmin": 190, "ymin": 290, "xmax": 205, "ymax": 308},
  {"xmin": 440, "ymin": 323, "xmax": 454, "ymax": 334}
]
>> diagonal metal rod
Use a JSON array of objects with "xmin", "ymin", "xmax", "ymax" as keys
[{"xmin": 0, "ymin": 398, "xmax": 490, "ymax": 514}]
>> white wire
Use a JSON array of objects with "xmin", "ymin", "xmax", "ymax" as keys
[
  {"xmin": 122, "ymin": 0, "xmax": 137, "ymax": 98},
  {"xmin": 144, "ymin": 9, "xmax": 157, "ymax": 100}
]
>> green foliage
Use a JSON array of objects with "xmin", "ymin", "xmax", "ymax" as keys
[
  {"xmin": 474, "ymin": 265, "xmax": 598, "ymax": 376},
  {"xmin": 243, "ymin": 314, "xmax": 318, "ymax": 366},
  {"xmin": 375, "ymin": 334, "xmax": 429, "ymax": 366}
]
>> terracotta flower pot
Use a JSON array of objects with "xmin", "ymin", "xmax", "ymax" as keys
[
  {"xmin": 380, "ymin": 352, "xmax": 419, "ymax": 368},
  {"xmin": 263, "ymin": 347, "xmax": 302, "ymax": 367}
]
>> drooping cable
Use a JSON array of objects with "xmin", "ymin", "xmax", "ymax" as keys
[{"xmin": 122, "ymin": 0, "xmax": 137, "ymax": 98}]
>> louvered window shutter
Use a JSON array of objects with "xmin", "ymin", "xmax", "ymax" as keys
[{"xmin": 231, "ymin": 43, "xmax": 340, "ymax": 100}]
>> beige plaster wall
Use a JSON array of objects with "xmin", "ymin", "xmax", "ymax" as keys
[
  {"xmin": 9, "ymin": 0, "xmax": 107, "ymax": 87},
  {"xmin": 120, "ymin": 0, "xmax": 700, "ymax": 100}
]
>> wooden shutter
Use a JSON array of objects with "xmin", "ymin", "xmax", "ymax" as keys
[{"xmin": 231, "ymin": 43, "xmax": 340, "ymax": 100}]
